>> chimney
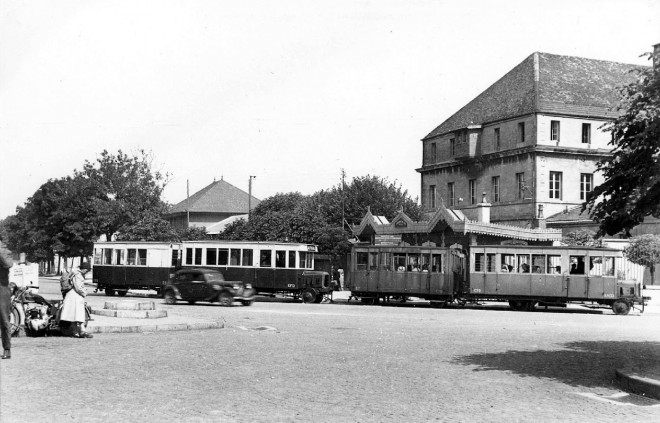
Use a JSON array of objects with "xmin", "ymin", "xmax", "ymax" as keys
[
  {"xmin": 533, "ymin": 204, "xmax": 546, "ymax": 229},
  {"xmin": 654, "ymin": 43, "xmax": 660, "ymax": 74},
  {"xmin": 476, "ymin": 192, "xmax": 491, "ymax": 224}
]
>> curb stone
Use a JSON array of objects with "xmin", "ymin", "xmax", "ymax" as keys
[{"xmin": 615, "ymin": 369, "xmax": 660, "ymax": 400}]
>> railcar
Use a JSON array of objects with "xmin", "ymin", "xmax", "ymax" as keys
[
  {"xmin": 93, "ymin": 242, "xmax": 181, "ymax": 296},
  {"xmin": 346, "ymin": 244, "xmax": 646, "ymax": 314},
  {"xmin": 93, "ymin": 240, "xmax": 332, "ymax": 302}
]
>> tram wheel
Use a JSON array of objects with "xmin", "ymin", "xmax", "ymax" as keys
[
  {"xmin": 163, "ymin": 290, "xmax": 176, "ymax": 305},
  {"xmin": 301, "ymin": 288, "xmax": 317, "ymax": 304},
  {"xmin": 116, "ymin": 290, "xmax": 128, "ymax": 297},
  {"xmin": 218, "ymin": 292, "xmax": 233, "ymax": 307},
  {"xmin": 508, "ymin": 300, "xmax": 528, "ymax": 311},
  {"xmin": 612, "ymin": 300, "xmax": 631, "ymax": 315},
  {"xmin": 187, "ymin": 300, "xmax": 196, "ymax": 305},
  {"xmin": 361, "ymin": 297, "xmax": 376, "ymax": 305},
  {"xmin": 105, "ymin": 288, "xmax": 115, "ymax": 296}
]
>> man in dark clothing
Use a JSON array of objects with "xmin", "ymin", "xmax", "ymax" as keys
[{"xmin": 0, "ymin": 241, "xmax": 14, "ymax": 359}]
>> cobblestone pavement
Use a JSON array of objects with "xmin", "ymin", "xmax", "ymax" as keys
[{"xmin": 1, "ymin": 281, "xmax": 660, "ymax": 422}]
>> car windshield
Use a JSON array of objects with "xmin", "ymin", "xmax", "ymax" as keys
[{"xmin": 205, "ymin": 272, "xmax": 225, "ymax": 283}]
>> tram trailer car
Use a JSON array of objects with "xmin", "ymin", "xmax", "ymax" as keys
[
  {"xmin": 347, "ymin": 244, "xmax": 646, "ymax": 315},
  {"xmin": 180, "ymin": 241, "xmax": 332, "ymax": 303},
  {"xmin": 93, "ymin": 242, "xmax": 182, "ymax": 296}
]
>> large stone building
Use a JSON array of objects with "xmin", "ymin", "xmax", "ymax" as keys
[{"xmin": 417, "ymin": 51, "xmax": 647, "ymax": 228}]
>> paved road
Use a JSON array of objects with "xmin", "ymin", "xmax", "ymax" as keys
[{"xmin": 1, "ymin": 279, "xmax": 659, "ymax": 422}]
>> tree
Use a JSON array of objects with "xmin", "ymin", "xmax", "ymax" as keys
[
  {"xmin": 585, "ymin": 54, "xmax": 660, "ymax": 236},
  {"xmin": 79, "ymin": 149, "xmax": 169, "ymax": 241},
  {"xmin": 624, "ymin": 234, "xmax": 660, "ymax": 285}
]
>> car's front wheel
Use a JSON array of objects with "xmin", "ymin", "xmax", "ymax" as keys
[
  {"xmin": 218, "ymin": 292, "xmax": 233, "ymax": 307},
  {"xmin": 163, "ymin": 290, "xmax": 176, "ymax": 305}
]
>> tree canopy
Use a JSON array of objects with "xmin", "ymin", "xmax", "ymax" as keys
[
  {"xmin": 585, "ymin": 54, "xmax": 660, "ymax": 236},
  {"xmin": 624, "ymin": 234, "xmax": 660, "ymax": 285}
]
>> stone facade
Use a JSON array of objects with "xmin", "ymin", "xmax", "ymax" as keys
[{"xmin": 418, "ymin": 52, "xmax": 646, "ymax": 227}]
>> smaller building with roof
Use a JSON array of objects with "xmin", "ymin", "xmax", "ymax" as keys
[{"xmin": 164, "ymin": 178, "xmax": 260, "ymax": 231}]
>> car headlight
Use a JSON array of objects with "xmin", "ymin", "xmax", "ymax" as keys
[
  {"xmin": 244, "ymin": 283, "xmax": 252, "ymax": 289},
  {"xmin": 232, "ymin": 284, "xmax": 240, "ymax": 290}
]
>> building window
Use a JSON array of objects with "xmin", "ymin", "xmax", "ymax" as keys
[
  {"xmin": 469, "ymin": 179, "xmax": 476, "ymax": 205},
  {"xmin": 429, "ymin": 185, "xmax": 436, "ymax": 209},
  {"xmin": 551, "ymin": 120, "xmax": 560, "ymax": 142},
  {"xmin": 491, "ymin": 176, "xmax": 500, "ymax": 202},
  {"xmin": 431, "ymin": 143, "xmax": 437, "ymax": 162},
  {"xmin": 549, "ymin": 171, "xmax": 562, "ymax": 199},
  {"xmin": 448, "ymin": 182, "xmax": 455, "ymax": 207},
  {"xmin": 516, "ymin": 173, "xmax": 525, "ymax": 199},
  {"xmin": 494, "ymin": 128, "xmax": 500, "ymax": 149},
  {"xmin": 582, "ymin": 123, "xmax": 591, "ymax": 144},
  {"xmin": 450, "ymin": 138, "xmax": 456, "ymax": 156},
  {"xmin": 518, "ymin": 122, "xmax": 525, "ymax": 143},
  {"xmin": 580, "ymin": 173, "xmax": 593, "ymax": 200}
]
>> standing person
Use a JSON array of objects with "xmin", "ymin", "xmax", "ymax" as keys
[
  {"xmin": 0, "ymin": 241, "xmax": 14, "ymax": 359},
  {"xmin": 59, "ymin": 262, "xmax": 93, "ymax": 339},
  {"xmin": 338, "ymin": 268, "xmax": 344, "ymax": 291}
]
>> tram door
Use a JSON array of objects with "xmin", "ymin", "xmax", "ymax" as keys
[{"xmin": 448, "ymin": 247, "xmax": 466, "ymax": 295}]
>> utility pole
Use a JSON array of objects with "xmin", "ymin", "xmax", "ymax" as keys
[
  {"xmin": 249, "ymin": 175, "xmax": 256, "ymax": 219},
  {"xmin": 341, "ymin": 169, "xmax": 346, "ymax": 231},
  {"xmin": 186, "ymin": 179, "xmax": 190, "ymax": 229}
]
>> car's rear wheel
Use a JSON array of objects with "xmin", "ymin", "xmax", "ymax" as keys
[
  {"xmin": 218, "ymin": 292, "xmax": 233, "ymax": 307},
  {"xmin": 241, "ymin": 300, "xmax": 253, "ymax": 306},
  {"xmin": 612, "ymin": 299, "xmax": 631, "ymax": 315},
  {"xmin": 163, "ymin": 290, "xmax": 176, "ymax": 305},
  {"xmin": 116, "ymin": 290, "xmax": 128, "ymax": 297},
  {"xmin": 301, "ymin": 288, "xmax": 317, "ymax": 304},
  {"xmin": 105, "ymin": 288, "xmax": 115, "ymax": 296}
]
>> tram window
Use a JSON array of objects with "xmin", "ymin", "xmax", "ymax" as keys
[
  {"xmin": 230, "ymin": 249, "xmax": 241, "ymax": 266},
  {"xmin": 432, "ymin": 254, "xmax": 442, "ymax": 273},
  {"xmin": 380, "ymin": 252, "xmax": 392, "ymax": 271},
  {"xmin": 569, "ymin": 256, "xmax": 585, "ymax": 275},
  {"xmin": 103, "ymin": 249, "xmax": 112, "ymax": 265},
  {"xmin": 94, "ymin": 249, "xmax": 101, "ymax": 265},
  {"xmin": 547, "ymin": 255, "xmax": 561, "ymax": 274},
  {"xmin": 486, "ymin": 254, "xmax": 496, "ymax": 272},
  {"xmin": 288, "ymin": 251, "xmax": 296, "ymax": 268},
  {"xmin": 420, "ymin": 255, "xmax": 430, "ymax": 272},
  {"xmin": 194, "ymin": 248, "xmax": 202, "ymax": 266},
  {"xmin": 185, "ymin": 248, "xmax": 193, "ymax": 265},
  {"xmin": 275, "ymin": 250, "xmax": 286, "ymax": 268},
  {"xmin": 356, "ymin": 252, "xmax": 368, "ymax": 270},
  {"xmin": 408, "ymin": 254, "xmax": 421, "ymax": 271},
  {"xmin": 138, "ymin": 249, "xmax": 147, "ymax": 266},
  {"xmin": 260, "ymin": 250, "xmax": 272, "ymax": 267},
  {"xmin": 532, "ymin": 255, "xmax": 545, "ymax": 274},
  {"xmin": 128, "ymin": 249, "xmax": 137, "ymax": 265},
  {"xmin": 517, "ymin": 255, "xmax": 530, "ymax": 273},
  {"xmin": 474, "ymin": 253, "xmax": 485, "ymax": 272},
  {"xmin": 393, "ymin": 253, "xmax": 406, "ymax": 271},
  {"xmin": 500, "ymin": 254, "xmax": 515, "ymax": 272},
  {"xmin": 171, "ymin": 250, "xmax": 180, "ymax": 267},
  {"xmin": 369, "ymin": 253, "xmax": 378, "ymax": 271},
  {"xmin": 299, "ymin": 252, "xmax": 312, "ymax": 269},
  {"xmin": 206, "ymin": 249, "xmax": 217, "ymax": 266},
  {"xmin": 603, "ymin": 257, "xmax": 615, "ymax": 276},
  {"xmin": 243, "ymin": 249, "xmax": 253, "ymax": 267},
  {"xmin": 218, "ymin": 248, "xmax": 228, "ymax": 266},
  {"xmin": 114, "ymin": 249, "xmax": 124, "ymax": 265}
]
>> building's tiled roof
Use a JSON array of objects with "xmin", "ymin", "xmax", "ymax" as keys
[
  {"xmin": 546, "ymin": 205, "xmax": 593, "ymax": 224},
  {"xmin": 166, "ymin": 179, "xmax": 261, "ymax": 215},
  {"xmin": 423, "ymin": 52, "xmax": 646, "ymax": 139}
]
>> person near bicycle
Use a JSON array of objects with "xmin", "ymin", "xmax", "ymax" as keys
[
  {"xmin": 59, "ymin": 261, "xmax": 93, "ymax": 339},
  {"xmin": 0, "ymin": 240, "xmax": 14, "ymax": 359}
]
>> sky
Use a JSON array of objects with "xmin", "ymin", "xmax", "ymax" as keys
[{"xmin": 1, "ymin": 0, "xmax": 659, "ymax": 220}]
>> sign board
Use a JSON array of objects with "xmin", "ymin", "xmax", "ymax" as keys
[
  {"xmin": 375, "ymin": 234, "xmax": 402, "ymax": 245},
  {"xmin": 9, "ymin": 263, "xmax": 39, "ymax": 292}
]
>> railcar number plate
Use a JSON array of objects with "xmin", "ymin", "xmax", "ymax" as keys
[{"xmin": 287, "ymin": 284, "xmax": 296, "ymax": 288}]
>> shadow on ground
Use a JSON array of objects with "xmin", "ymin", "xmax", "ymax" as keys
[{"xmin": 453, "ymin": 341, "xmax": 660, "ymax": 390}]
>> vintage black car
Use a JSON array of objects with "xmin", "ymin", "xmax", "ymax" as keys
[{"xmin": 162, "ymin": 268, "xmax": 256, "ymax": 306}]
